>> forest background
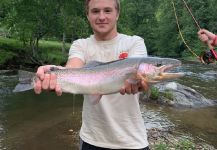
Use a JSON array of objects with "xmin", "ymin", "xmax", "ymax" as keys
[{"xmin": 0, "ymin": 0, "xmax": 216, "ymax": 68}]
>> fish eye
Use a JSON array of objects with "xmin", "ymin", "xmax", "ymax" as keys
[{"xmin": 156, "ymin": 63, "xmax": 162, "ymax": 67}]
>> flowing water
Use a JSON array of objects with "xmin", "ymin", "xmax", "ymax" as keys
[{"xmin": 0, "ymin": 62, "xmax": 216, "ymax": 150}]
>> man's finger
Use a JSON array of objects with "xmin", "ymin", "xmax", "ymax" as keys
[
  {"xmin": 34, "ymin": 78, "xmax": 42, "ymax": 94},
  {"xmin": 42, "ymin": 74, "xmax": 50, "ymax": 90},
  {"xmin": 36, "ymin": 65, "xmax": 55, "ymax": 80},
  {"xmin": 141, "ymin": 81, "xmax": 149, "ymax": 91},
  {"xmin": 49, "ymin": 73, "xmax": 57, "ymax": 90},
  {"xmin": 55, "ymin": 85, "xmax": 62, "ymax": 96},
  {"xmin": 36, "ymin": 66, "xmax": 46, "ymax": 80},
  {"xmin": 119, "ymin": 87, "xmax": 126, "ymax": 95},
  {"xmin": 124, "ymin": 81, "xmax": 132, "ymax": 94},
  {"xmin": 131, "ymin": 84, "xmax": 138, "ymax": 94}
]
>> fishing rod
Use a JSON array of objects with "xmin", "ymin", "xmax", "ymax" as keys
[
  {"xmin": 181, "ymin": 0, "xmax": 201, "ymax": 30},
  {"xmin": 171, "ymin": 0, "xmax": 199, "ymax": 58},
  {"xmin": 172, "ymin": 0, "xmax": 217, "ymax": 64}
]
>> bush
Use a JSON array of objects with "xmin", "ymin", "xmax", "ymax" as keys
[
  {"xmin": 163, "ymin": 90, "xmax": 173, "ymax": 100},
  {"xmin": 150, "ymin": 86, "xmax": 160, "ymax": 100},
  {"xmin": 0, "ymin": 49, "xmax": 17, "ymax": 64}
]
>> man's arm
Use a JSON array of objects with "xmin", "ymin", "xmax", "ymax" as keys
[{"xmin": 65, "ymin": 57, "xmax": 84, "ymax": 68}]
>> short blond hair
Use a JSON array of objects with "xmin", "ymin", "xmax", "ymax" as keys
[{"xmin": 85, "ymin": 0, "xmax": 120, "ymax": 14}]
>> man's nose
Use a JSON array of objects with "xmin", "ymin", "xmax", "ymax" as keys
[{"xmin": 99, "ymin": 11, "xmax": 106, "ymax": 20}]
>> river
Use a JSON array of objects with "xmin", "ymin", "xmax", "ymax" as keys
[{"xmin": 0, "ymin": 61, "xmax": 216, "ymax": 150}]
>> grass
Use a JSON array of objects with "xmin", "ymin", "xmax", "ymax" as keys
[
  {"xmin": 154, "ymin": 142, "xmax": 169, "ymax": 150},
  {"xmin": 153, "ymin": 138, "xmax": 202, "ymax": 150},
  {"xmin": 0, "ymin": 37, "xmax": 25, "ymax": 52},
  {"xmin": 39, "ymin": 40, "xmax": 71, "ymax": 51},
  {"xmin": 149, "ymin": 87, "xmax": 174, "ymax": 101},
  {"xmin": 150, "ymin": 87, "xmax": 160, "ymax": 100},
  {"xmin": 163, "ymin": 90, "xmax": 173, "ymax": 100},
  {"xmin": 176, "ymin": 139, "xmax": 196, "ymax": 149},
  {"xmin": 0, "ymin": 37, "xmax": 71, "ymax": 66},
  {"xmin": 0, "ymin": 36, "xmax": 71, "ymax": 52}
]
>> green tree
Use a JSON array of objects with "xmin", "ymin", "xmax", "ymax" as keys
[
  {"xmin": 154, "ymin": 0, "xmax": 217, "ymax": 58},
  {"xmin": 1, "ymin": 0, "xmax": 217, "ymax": 66},
  {"xmin": 153, "ymin": 0, "xmax": 181, "ymax": 57},
  {"xmin": 3, "ymin": 0, "xmax": 64, "ymax": 57},
  {"xmin": 119, "ymin": 0, "xmax": 159, "ymax": 55},
  {"xmin": 2, "ymin": 0, "xmax": 91, "ymax": 54}
]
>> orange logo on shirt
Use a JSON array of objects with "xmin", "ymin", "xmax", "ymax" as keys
[{"xmin": 119, "ymin": 52, "xmax": 128, "ymax": 59}]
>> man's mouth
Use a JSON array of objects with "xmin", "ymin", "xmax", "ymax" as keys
[{"xmin": 96, "ymin": 23, "xmax": 108, "ymax": 25}]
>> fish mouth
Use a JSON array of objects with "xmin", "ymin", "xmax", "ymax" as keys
[
  {"xmin": 155, "ymin": 64, "xmax": 184, "ymax": 82},
  {"xmin": 138, "ymin": 64, "xmax": 184, "ymax": 84}
]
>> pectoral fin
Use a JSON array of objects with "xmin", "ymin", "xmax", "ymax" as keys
[
  {"xmin": 126, "ymin": 78, "xmax": 139, "ymax": 84},
  {"xmin": 85, "ymin": 94, "xmax": 102, "ymax": 105}
]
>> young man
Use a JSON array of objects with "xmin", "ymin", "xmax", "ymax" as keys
[{"xmin": 34, "ymin": 0, "xmax": 150, "ymax": 149}]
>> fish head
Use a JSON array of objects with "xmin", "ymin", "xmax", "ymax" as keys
[{"xmin": 137, "ymin": 63, "xmax": 184, "ymax": 84}]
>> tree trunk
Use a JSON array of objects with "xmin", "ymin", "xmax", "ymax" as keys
[
  {"xmin": 62, "ymin": 32, "xmax": 66, "ymax": 53},
  {"xmin": 36, "ymin": 37, "xmax": 39, "ymax": 53},
  {"xmin": 30, "ymin": 38, "xmax": 36, "ymax": 57}
]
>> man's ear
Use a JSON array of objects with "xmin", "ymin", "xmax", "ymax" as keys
[
  {"xmin": 116, "ymin": 12, "xmax": 120, "ymax": 21},
  {"xmin": 87, "ymin": 15, "xmax": 90, "ymax": 22}
]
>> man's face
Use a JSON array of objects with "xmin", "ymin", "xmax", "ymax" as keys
[{"xmin": 87, "ymin": 0, "xmax": 119, "ymax": 36}]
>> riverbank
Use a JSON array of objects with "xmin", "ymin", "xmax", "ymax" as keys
[
  {"xmin": 66, "ymin": 127, "xmax": 216, "ymax": 150},
  {"xmin": 0, "ymin": 37, "xmax": 70, "ymax": 69},
  {"xmin": 140, "ymin": 100, "xmax": 217, "ymax": 150},
  {"xmin": 147, "ymin": 128, "xmax": 216, "ymax": 150}
]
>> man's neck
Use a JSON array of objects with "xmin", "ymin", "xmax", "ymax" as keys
[{"xmin": 94, "ymin": 30, "xmax": 118, "ymax": 41}]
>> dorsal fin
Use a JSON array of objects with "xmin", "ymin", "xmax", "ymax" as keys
[
  {"xmin": 84, "ymin": 59, "xmax": 124, "ymax": 68},
  {"xmin": 83, "ymin": 61, "xmax": 104, "ymax": 68}
]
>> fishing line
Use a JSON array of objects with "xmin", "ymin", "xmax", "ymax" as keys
[
  {"xmin": 179, "ymin": 0, "xmax": 217, "ymax": 64},
  {"xmin": 73, "ymin": 94, "xmax": 75, "ymax": 115},
  {"xmin": 181, "ymin": 0, "xmax": 201, "ymax": 30},
  {"xmin": 171, "ymin": 0, "xmax": 199, "ymax": 58}
]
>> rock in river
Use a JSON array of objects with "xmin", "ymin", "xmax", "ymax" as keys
[{"xmin": 142, "ymin": 82, "xmax": 216, "ymax": 108}]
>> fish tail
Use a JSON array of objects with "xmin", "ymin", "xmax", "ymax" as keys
[{"xmin": 13, "ymin": 70, "xmax": 35, "ymax": 92}]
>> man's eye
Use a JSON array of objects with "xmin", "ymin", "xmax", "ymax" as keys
[
  {"xmin": 104, "ymin": 9, "xmax": 112, "ymax": 13},
  {"xmin": 92, "ymin": 10, "xmax": 100, "ymax": 14}
]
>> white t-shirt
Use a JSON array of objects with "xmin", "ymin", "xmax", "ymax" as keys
[{"xmin": 68, "ymin": 33, "xmax": 149, "ymax": 149}]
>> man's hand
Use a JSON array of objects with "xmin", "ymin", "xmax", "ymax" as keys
[
  {"xmin": 34, "ymin": 65, "xmax": 62, "ymax": 96},
  {"xmin": 198, "ymin": 29, "xmax": 216, "ymax": 44},
  {"xmin": 120, "ymin": 80, "xmax": 149, "ymax": 95}
]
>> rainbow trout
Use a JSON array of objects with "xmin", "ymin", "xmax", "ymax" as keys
[{"xmin": 13, "ymin": 57, "xmax": 184, "ymax": 103}]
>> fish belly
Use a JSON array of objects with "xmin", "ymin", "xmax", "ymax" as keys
[{"xmin": 58, "ymin": 77, "xmax": 125, "ymax": 95}]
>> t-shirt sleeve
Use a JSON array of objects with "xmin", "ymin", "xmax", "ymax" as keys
[
  {"xmin": 129, "ymin": 36, "xmax": 148, "ymax": 57},
  {"xmin": 68, "ymin": 39, "xmax": 85, "ymax": 62}
]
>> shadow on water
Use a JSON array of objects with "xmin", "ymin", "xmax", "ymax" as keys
[
  {"xmin": 159, "ymin": 61, "xmax": 217, "ymax": 147},
  {"xmin": 2, "ymin": 92, "xmax": 83, "ymax": 150},
  {"xmin": 167, "ymin": 106, "xmax": 217, "ymax": 146},
  {"xmin": 0, "ymin": 71, "xmax": 83, "ymax": 150},
  {"xmin": 0, "ymin": 61, "xmax": 217, "ymax": 149}
]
